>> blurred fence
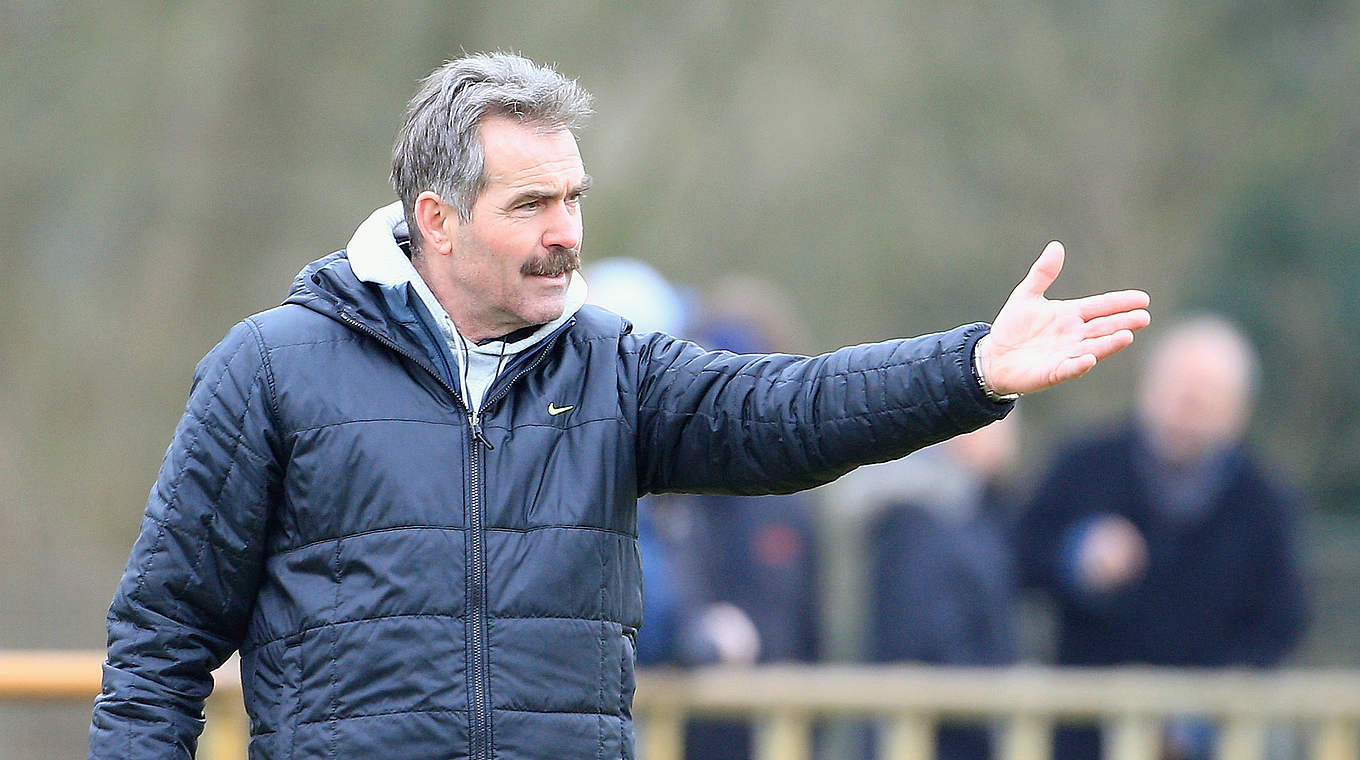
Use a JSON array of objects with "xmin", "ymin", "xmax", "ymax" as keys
[{"xmin": 5, "ymin": 651, "xmax": 1358, "ymax": 760}]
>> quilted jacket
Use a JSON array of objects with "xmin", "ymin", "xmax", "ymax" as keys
[{"xmin": 90, "ymin": 247, "xmax": 1011, "ymax": 759}]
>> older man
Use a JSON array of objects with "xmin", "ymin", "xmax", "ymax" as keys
[
  {"xmin": 1018, "ymin": 314, "xmax": 1308, "ymax": 760},
  {"xmin": 90, "ymin": 52, "xmax": 1149, "ymax": 760}
]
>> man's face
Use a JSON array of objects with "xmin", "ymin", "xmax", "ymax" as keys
[
  {"xmin": 1139, "ymin": 333, "xmax": 1252, "ymax": 464},
  {"xmin": 434, "ymin": 116, "xmax": 590, "ymax": 341}
]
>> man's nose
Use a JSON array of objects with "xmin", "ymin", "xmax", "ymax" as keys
[{"xmin": 541, "ymin": 201, "xmax": 583, "ymax": 251}]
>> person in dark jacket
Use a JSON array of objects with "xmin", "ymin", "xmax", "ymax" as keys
[
  {"xmin": 868, "ymin": 415, "xmax": 1023, "ymax": 760},
  {"xmin": 1017, "ymin": 314, "xmax": 1309, "ymax": 760},
  {"xmin": 89, "ymin": 52, "xmax": 1151, "ymax": 760},
  {"xmin": 635, "ymin": 298, "xmax": 824, "ymax": 760}
]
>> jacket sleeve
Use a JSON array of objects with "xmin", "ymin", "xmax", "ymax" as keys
[
  {"xmin": 90, "ymin": 319, "xmax": 284, "ymax": 759},
  {"xmin": 633, "ymin": 322, "xmax": 1011, "ymax": 495}
]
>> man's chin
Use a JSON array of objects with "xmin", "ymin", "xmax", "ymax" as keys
[{"xmin": 522, "ymin": 299, "xmax": 568, "ymax": 327}]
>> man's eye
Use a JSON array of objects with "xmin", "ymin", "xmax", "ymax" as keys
[{"xmin": 517, "ymin": 200, "xmax": 543, "ymax": 211}]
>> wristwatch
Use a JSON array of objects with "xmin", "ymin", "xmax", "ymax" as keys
[{"xmin": 973, "ymin": 343, "xmax": 1021, "ymax": 403}]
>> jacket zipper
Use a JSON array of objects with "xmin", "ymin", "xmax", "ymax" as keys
[
  {"xmin": 464, "ymin": 323, "xmax": 567, "ymax": 760},
  {"xmin": 337, "ymin": 308, "xmax": 570, "ymax": 760},
  {"xmin": 467, "ymin": 432, "xmax": 491, "ymax": 759},
  {"xmin": 333, "ymin": 311, "xmax": 498, "ymax": 755}
]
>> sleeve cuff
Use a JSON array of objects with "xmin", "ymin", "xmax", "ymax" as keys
[{"xmin": 963, "ymin": 324, "xmax": 1019, "ymax": 408}]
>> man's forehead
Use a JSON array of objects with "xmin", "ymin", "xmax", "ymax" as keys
[{"xmin": 479, "ymin": 117, "xmax": 584, "ymax": 184}]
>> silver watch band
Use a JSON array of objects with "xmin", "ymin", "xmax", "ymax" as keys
[{"xmin": 973, "ymin": 342, "xmax": 1021, "ymax": 403}]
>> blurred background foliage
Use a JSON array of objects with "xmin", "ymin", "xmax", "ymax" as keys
[{"xmin": 2, "ymin": 0, "xmax": 1358, "ymax": 669}]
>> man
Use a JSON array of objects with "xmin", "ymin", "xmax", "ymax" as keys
[
  {"xmin": 89, "ymin": 52, "xmax": 1150, "ymax": 759},
  {"xmin": 1017, "ymin": 315, "xmax": 1308, "ymax": 760}
]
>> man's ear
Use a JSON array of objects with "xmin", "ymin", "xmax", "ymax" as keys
[{"xmin": 414, "ymin": 191, "xmax": 458, "ymax": 255}]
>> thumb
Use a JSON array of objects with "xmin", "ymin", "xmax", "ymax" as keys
[{"xmin": 1016, "ymin": 240, "xmax": 1065, "ymax": 298}]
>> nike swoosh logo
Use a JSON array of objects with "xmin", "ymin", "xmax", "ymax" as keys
[{"xmin": 547, "ymin": 403, "xmax": 575, "ymax": 416}]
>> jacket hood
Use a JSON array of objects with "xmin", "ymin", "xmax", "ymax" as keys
[{"xmin": 284, "ymin": 250, "xmax": 389, "ymax": 330}]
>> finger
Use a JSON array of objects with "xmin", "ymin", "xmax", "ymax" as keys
[
  {"xmin": 1083, "ymin": 309, "xmax": 1151, "ymax": 339},
  {"xmin": 1080, "ymin": 329, "xmax": 1136, "ymax": 361},
  {"xmin": 1016, "ymin": 240, "xmax": 1066, "ymax": 298},
  {"xmin": 1052, "ymin": 353, "xmax": 1098, "ymax": 384},
  {"xmin": 1072, "ymin": 289, "xmax": 1151, "ymax": 320}
]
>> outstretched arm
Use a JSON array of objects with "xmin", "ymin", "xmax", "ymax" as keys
[
  {"xmin": 634, "ymin": 323, "xmax": 1009, "ymax": 495},
  {"xmin": 976, "ymin": 241, "xmax": 1151, "ymax": 396}
]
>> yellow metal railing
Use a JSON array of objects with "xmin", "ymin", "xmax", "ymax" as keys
[{"xmin": 6, "ymin": 652, "xmax": 1359, "ymax": 760}]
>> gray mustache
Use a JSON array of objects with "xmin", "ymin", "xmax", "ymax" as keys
[{"xmin": 521, "ymin": 247, "xmax": 582, "ymax": 277}]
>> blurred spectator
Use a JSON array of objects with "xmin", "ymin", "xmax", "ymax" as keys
[
  {"xmin": 584, "ymin": 256, "xmax": 692, "ymax": 336},
  {"xmin": 635, "ymin": 498, "xmax": 766, "ymax": 667},
  {"xmin": 583, "ymin": 257, "xmax": 717, "ymax": 669},
  {"xmin": 612, "ymin": 272, "xmax": 823, "ymax": 760},
  {"xmin": 637, "ymin": 485, "xmax": 819, "ymax": 760},
  {"xmin": 865, "ymin": 415, "xmax": 1024, "ymax": 760},
  {"xmin": 1017, "ymin": 314, "xmax": 1310, "ymax": 760}
]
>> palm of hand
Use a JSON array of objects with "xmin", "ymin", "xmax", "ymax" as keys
[{"xmin": 979, "ymin": 241, "xmax": 1150, "ymax": 396}]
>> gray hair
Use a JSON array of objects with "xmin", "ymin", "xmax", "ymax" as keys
[{"xmin": 390, "ymin": 52, "xmax": 594, "ymax": 253}]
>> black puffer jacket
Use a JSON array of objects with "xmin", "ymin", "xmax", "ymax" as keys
[{"xmin": 90, "ymin": 250, "xmax": 1010, "ymax": 760}]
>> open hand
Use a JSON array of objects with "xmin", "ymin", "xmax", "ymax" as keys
[{"xmin": 976, "ymin": 241, "xmax": 1150, "ymax": 396}]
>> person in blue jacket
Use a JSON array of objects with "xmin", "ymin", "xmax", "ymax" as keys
[
  {"xmin": 89, "ymin": 51, "xmax": 1151, "ymax": 760},
  {"xmin": 635, "ymin": 300, "xmax": 825, "ymax": 760},
  {"xmin": 1017, "ymin": 315, "xmax": 1309, "ymax": 760}
]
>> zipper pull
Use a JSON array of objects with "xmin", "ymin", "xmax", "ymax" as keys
[{"xmin": 469, "ymin": 412, "xmax": 495, "ymax": 450}]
